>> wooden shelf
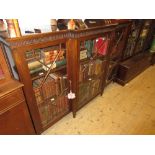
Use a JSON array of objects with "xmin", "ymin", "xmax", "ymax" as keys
[
  {"xmin": 80, "ymin": 55, "xmax": 106, "ymax": 64},
  {"xmin": 31, "ymin": 65, "xmax": 66, "ymax": 81}
]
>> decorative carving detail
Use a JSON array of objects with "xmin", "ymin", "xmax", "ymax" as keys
[
  {"xmin": 69, "ymin": 27, "xmax": 113, "ymax": 38},
  {"xmin": 9, "ymin": 32, "xmax": 68, "ymax": 48},
  {"xmin": 8, "ymin": 27, "xmax": 114, "ymax": 48}
]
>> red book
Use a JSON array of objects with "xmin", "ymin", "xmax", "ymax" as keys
[{"xmin": 95, "ymin": 38, "xmax": 109, "ymax": 55}]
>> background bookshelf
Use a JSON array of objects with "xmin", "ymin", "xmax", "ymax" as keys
[
  {"xmin": 122, "ymin": 20, "xmax": 143, "ymax": 60},
  {"xmin": 116, "ymin": 19, "xmax": 155, "ymax": 86}
]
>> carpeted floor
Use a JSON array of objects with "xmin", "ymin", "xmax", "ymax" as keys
[{"xmin": 42, "ymin": 65, "xmax": 155, "ymax": 135}]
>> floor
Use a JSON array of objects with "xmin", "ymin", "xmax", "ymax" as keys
[{"xmin": 43, "ymin": 65, "xmax": 155, "ymax": 135}]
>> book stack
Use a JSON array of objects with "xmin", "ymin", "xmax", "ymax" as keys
[
  {"xmin": 150, "ymin": 37, "xmax": 155, "ymax": 53},
  {"xmin": 25, "ymin": 50, "xmax": 43, "ymax": 74},
  {"xmin": 38, "ymin": 95, "xmax": 69, "ymax": 126},
  {"xmin": 79, "ymin": 82, "xmax": 90, "ymax": 106},
  {"xmin": 95, "ymin": 38, "xmax": 109, "ymax": 55},
  {"xmin": 25, "ymin": 48, "xmax": 66, "ymax": 74},
  {"xmin": 79, "ymin": 59, "xmax": 103, "ymax": 82},
  {"xmin": 33, "ymin": 85, "xmax": 43, "ymax": 105},
  {"xmin": 78, "ymin": 78, "xmax": 101, "ymax": 107},
  {"xmin": 42, "ymin": 59, "xmax": 66, "ymax": 71},
  {"xmin": 33, "ymin": 70, "xmax": 69, "ymax": 126},
  {"xmin": 79, "ymin": 63, "xmax": 89, "ymax": 83},
  {"xmin": 85, "ymin": 40, "xmax": 95, "ymax": 57},
  {"xmin": 94, "ymin": 59, "xmax": 103, "ymax": 75},
  {"xmin": 33, "ymin": 71, "xmax": 68, "ymax": 104},
  {"xmin": 25, "ymin": 50, "xmax": 41, "ymax": 60},
  {"xmin": 41, "ymin": 48, "xmax": 65, "ymax": 65},
  {"xmin": 38, "ymin": 104, "xmax": 48, "ymax": 126},
  {"xmin": 80, "ymin": 49, "xmax": 87, "ymax": 60},
  {"xmin": 28, "ymin": 61, "xmax": 43, "ymax": 74},
  {"xmin": 89, "ymin": 79, "xmax": 101, "ymax": 97},
  {"xmin": 34, "ymin": 76, "xmax": 57, "ymax": 100},
  {"xmin": 50, "ymin": 71, "xmax": 68, "ymax": 95}
]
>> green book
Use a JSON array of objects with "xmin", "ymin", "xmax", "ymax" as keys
[
  {"xmin": 150, "ymin": 37, "xmax": 155, "ymax": 53},
  {"xmin": 30, "ymin": 67, "xmax": 43, "ymax": 74}
]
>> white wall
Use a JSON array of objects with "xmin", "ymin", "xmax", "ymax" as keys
[{"xmin": 18, "ymin": 19, "xmax": 52, "ymax": 35}]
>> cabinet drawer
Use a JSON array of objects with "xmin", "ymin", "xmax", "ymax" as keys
[
  {"xmin": 0, "ymin": 101, "xmax": 35, "ymax": 134},
  {"xmin": 0, "ymin": 88, "xmax": 25, "ymax": 114}
]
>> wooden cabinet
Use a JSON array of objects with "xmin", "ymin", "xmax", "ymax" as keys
[
  {"xmin": 116, "ymin": 19, "xmax": 155, "ymax": 85},
  {"xmin": 0, "ymin": 43, "xmax": 35, "ymax": 134},
  {"xmin": 116, "ymin": 53, "xmax": 151, "ymax": 85},
  {"xmin": 0, "ymin": 80, "xmax": 35, "ymax": 134}
]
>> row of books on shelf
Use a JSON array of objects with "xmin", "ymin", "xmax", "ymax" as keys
[
  {"xmin": 124, "ymin": 35, "xmax": 136, "ymax": 57},
  {"xmin": 79, "ymin": 59, "xmax": 105, "ymax": 83},
  {"xmin": 41, "ymin": 48, "xmax": 65, "ymax": 65},
  {"xmin": 26, "ymin": 48, "xmax": 66, "ymax": 75},
  {"xmin": 33, "ymin": 71, "xmax": 68, "ymax": 105},
  {"xmin": 28, "ymin": 59, "xmax": 66, "ymax": 75},
  {"xmin": 25, "ymin": 46, "xmax": 65, "ymax": 60},
  {"xmin": 38, "ymin": 95, "xmax": 69, "ymax": 126},
  {"xmin": 78, "ymin": 78, "xmax": 101, "ymax": 106},
  {"xmin": 80, "ymin": 37, "xmax": 109, "ymax": 60}
]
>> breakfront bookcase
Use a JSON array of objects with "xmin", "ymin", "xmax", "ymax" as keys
[{"xmin": 7, "ymin": 23, "xmax": 120, "ymax": 133}]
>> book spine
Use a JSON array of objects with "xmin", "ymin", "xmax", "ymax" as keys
[
  {"xmin": 55, "ymin": 59, "xmax": 66, "ymax": 67},
  {"xmin": 30, "ymin": 67, "xmax": 43, "ymax": 74}
]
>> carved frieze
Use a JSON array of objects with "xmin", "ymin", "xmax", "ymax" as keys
[{"xmin": 8, "ymin": 26, "xmax": 115, "ymax": 48}]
